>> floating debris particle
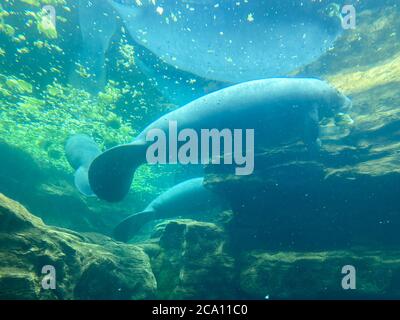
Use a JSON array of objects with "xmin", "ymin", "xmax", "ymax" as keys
[
  {"xmin": 118, "ymin": 42, "xmax": 135, "ymax": 69},
  {"xmin": 20, "ymin": 0, "xmax": 41, "ymax": 7},
  {"xmin": 0, "ymin": 22, "xmax": 15, "ymax": 37},
  {"xmin": 17, "ymin": 47, "xmax": 30, "ymax": 54},
  {"xmin": 156, "ymin": 6, "xmax": 164, "ymax": 15},
  {"xmin": 37, "ymin": 11, "xmax": 58, "ymax": 39},
  {"xmin": 5, "ymin": 78, "xmax": 33, "ymax": 94},
  {"xmin": 75, "ymin": 63, "xmax": 91, "ymax": 79}
]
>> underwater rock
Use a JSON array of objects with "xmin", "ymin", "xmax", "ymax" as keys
[
  {"xmin": 140, "ymin": 219, "xmax": 236, "ymax": 299},
  {"xmin": 0, "ymin": 193, "xmax": 156, "ymax": 299},
  {"xmin": 206, "ymin": 158, "xmax": 400, "ymax": 251},
  {"xmin": 204, "ymin": 3, "xmax": 400, "ymax": 252},
  {"xmin": 0, "ymin": 141, "xmax": 139, "ymax": 234},
  {"xmin": 301, "ymin": 3, "xmax": 400, "ymax": 78},
  {"xmin": 240, "ymin": 250, "xmax": 400, "ymax": 299}
]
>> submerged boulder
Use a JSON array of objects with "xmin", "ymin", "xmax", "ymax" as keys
[
  {"xmin": 138, "ymin": 219, "xmax": 400, "ymax": 299},
  {"xmin": 2, "ymin": 193, "xmax": 400, "ymax": 299},
  {"xmin": 0, "ymin": 193, "xmax": 156, "ymax": 300},
  {"xmin": 140, "ymin": 219, "xmax": 236, "ymax": 299},
  {"xmin": 240, "ymin": 250, "xmax": 400, "ymax": 299}
]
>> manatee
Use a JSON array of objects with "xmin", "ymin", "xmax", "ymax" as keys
[
  {"xmin": 113, "ymin": 177, "xmax": 223, "ymax": 242},
  {"xmin": 65, "ymin": 134, "xmax": 101, "ymax": 196},
  {"xmin": 109, "ymin": 0, "xmax": 345, "ymax": 82},
  {"xmin": 73, "ymin": 0, "xmax": 347, "ymax": 100},
  {"xmin": 85, "ymin": 78, "xmax": 352, "ymax": 202}
]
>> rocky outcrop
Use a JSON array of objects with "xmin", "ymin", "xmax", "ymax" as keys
[
  {"xmin": 240, "ymin": 250, "xmax": 400, "ymax": 299},
  {"xmin": 205, "ymin": 161, "xmax": 400, "ymax": 251},
  {"xmin": 140, "ymin": 219, "xmax": 236, "ymax": 299},
  {"xmin": 0, "ymin": 193, "xmax": 156, "ymax": 300},
  {"xmin": 3, "ymin": 193, "xmax": 400, "ymax": 299},
  {"xmin": 0, "ymin": 194, "xmax": 236, "ymax": 299}
]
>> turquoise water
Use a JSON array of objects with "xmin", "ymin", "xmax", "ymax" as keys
[{"xmin": 1, "ymin": 0, "xmax": 400, "ymax": 300}]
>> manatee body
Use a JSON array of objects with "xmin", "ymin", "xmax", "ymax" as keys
[
  {"xmin": 113, "ymin": 177, "xmax": 222, "ymax": 242},
  {"xmin": 87, "ymin": 78, "xmax": 352, "ymax": 202},
  {"xmin": 110, "ymin": 0, "xmax": 344, "ymax": 83},
  {"xmin": 65, "ymin": 134, "xmax": 101, "ymax": 196},
  {"xmin": 73, "ymin": 0, "xmax": 346, "ymax": 101}
]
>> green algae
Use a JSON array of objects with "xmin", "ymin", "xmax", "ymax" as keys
[
  {"xmin": 20, "ymin": 0, "xmax": 66, "ymax": 6},
  {"xmin": 0, "ymin": 22, "xmax": 15, "ymax": 37},
  {"xmin": 36, "ymin": 11, "xmax": 57, "ymax": 39},
  {"xmin": 0, "ymin": 0, "xmax": 180, "ymax": 200},
  {"xmin": 20, "ymin": 0, "xmax": 42, "ymax": 6},
  {"xmin": 117, "ymin": 41, "xmax": 136, "ymax": 70},
  {"xmin": 0, "ymin": 72, "xmax": 176, "ymax": 199},
  {"xmin": 0, "ymin": 78, "xmax": 134, "ymax": 171},
  {"xmin": 5, "ymin": 77, "xmax": 33, "ymax": 93},
  {"xmin": 0, "ymin": 3, "xmax": 14, "ymax": 37}
]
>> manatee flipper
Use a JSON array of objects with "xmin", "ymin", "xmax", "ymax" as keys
[
  {"xmin": 74, "ymin": 166, "xmax": 95, "ymax": 196},
  {"xmin": 69, "ymin": 0, "xmax": 117, "ymax": 93},
  {"xmin": 88, "ymin": 141, "xmax": 147, "ymax": 202},
  {"xmin": 303, "ymin": 104, "xmax": 321, "ymax": 151},
  {"xmin": 65, "ymin": 134, "xmax": 101, "ymax": 196},
  {"xmin": 113, "ymin": 210, "xmax": 156, "ymax": 242}
]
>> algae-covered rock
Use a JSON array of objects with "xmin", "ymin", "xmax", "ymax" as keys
[
  {"xmin": 141, "ymin": 219, "xmax": 236, "ymax": 299},
  {"xmin": 240, "ymin": 250, "xmax": 400, "ymax": 299},
  {"xmin": 0, "ymin": 141, "xmax": 137, "ymax": 235},
  {"xmin": 0, "ymin": 194, "xmax": 156, "ymax": 300},
  {"xmin": 3, "ymin": 191, "xmax": 400, "ymax": 300}
]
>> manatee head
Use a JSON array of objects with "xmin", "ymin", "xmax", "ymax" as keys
[
  {"xmin": 318, "ymin": 82, "xmax": 352, "ymax": 120},
  {"xmin": 334, "ymin": 90, "xmax": 352, "ymax": 114}
]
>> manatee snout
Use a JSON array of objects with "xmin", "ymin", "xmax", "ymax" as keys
[
  {"xmin": 332, "ymin": 89, "xmax": 352, "ymax": 113},
  {"xmin": 327, "ymin": 87, "xmax": 352, "ymax": 115},
  {"xmin": 341, "ymin": 95, "xmax": 353, "ymax": 113},
  {"xmin": 321, "ymin": 86, "xmax": 353, "ymax": 127},
  {"xmin": 335, "ymin": 94, "xmax": 354, "ymax": 127}
]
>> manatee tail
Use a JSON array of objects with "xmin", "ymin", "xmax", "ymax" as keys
[
  {"xmin": 88, "ymin": 141, "xmax": 147, "ymax": 202},
  {"xmin": 113, "ymin": 210, "xmax": 155, "ymax": 242},
  {"xmin": 65, "ymin": 134, "xmax": 101, "ymax": 196}
]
